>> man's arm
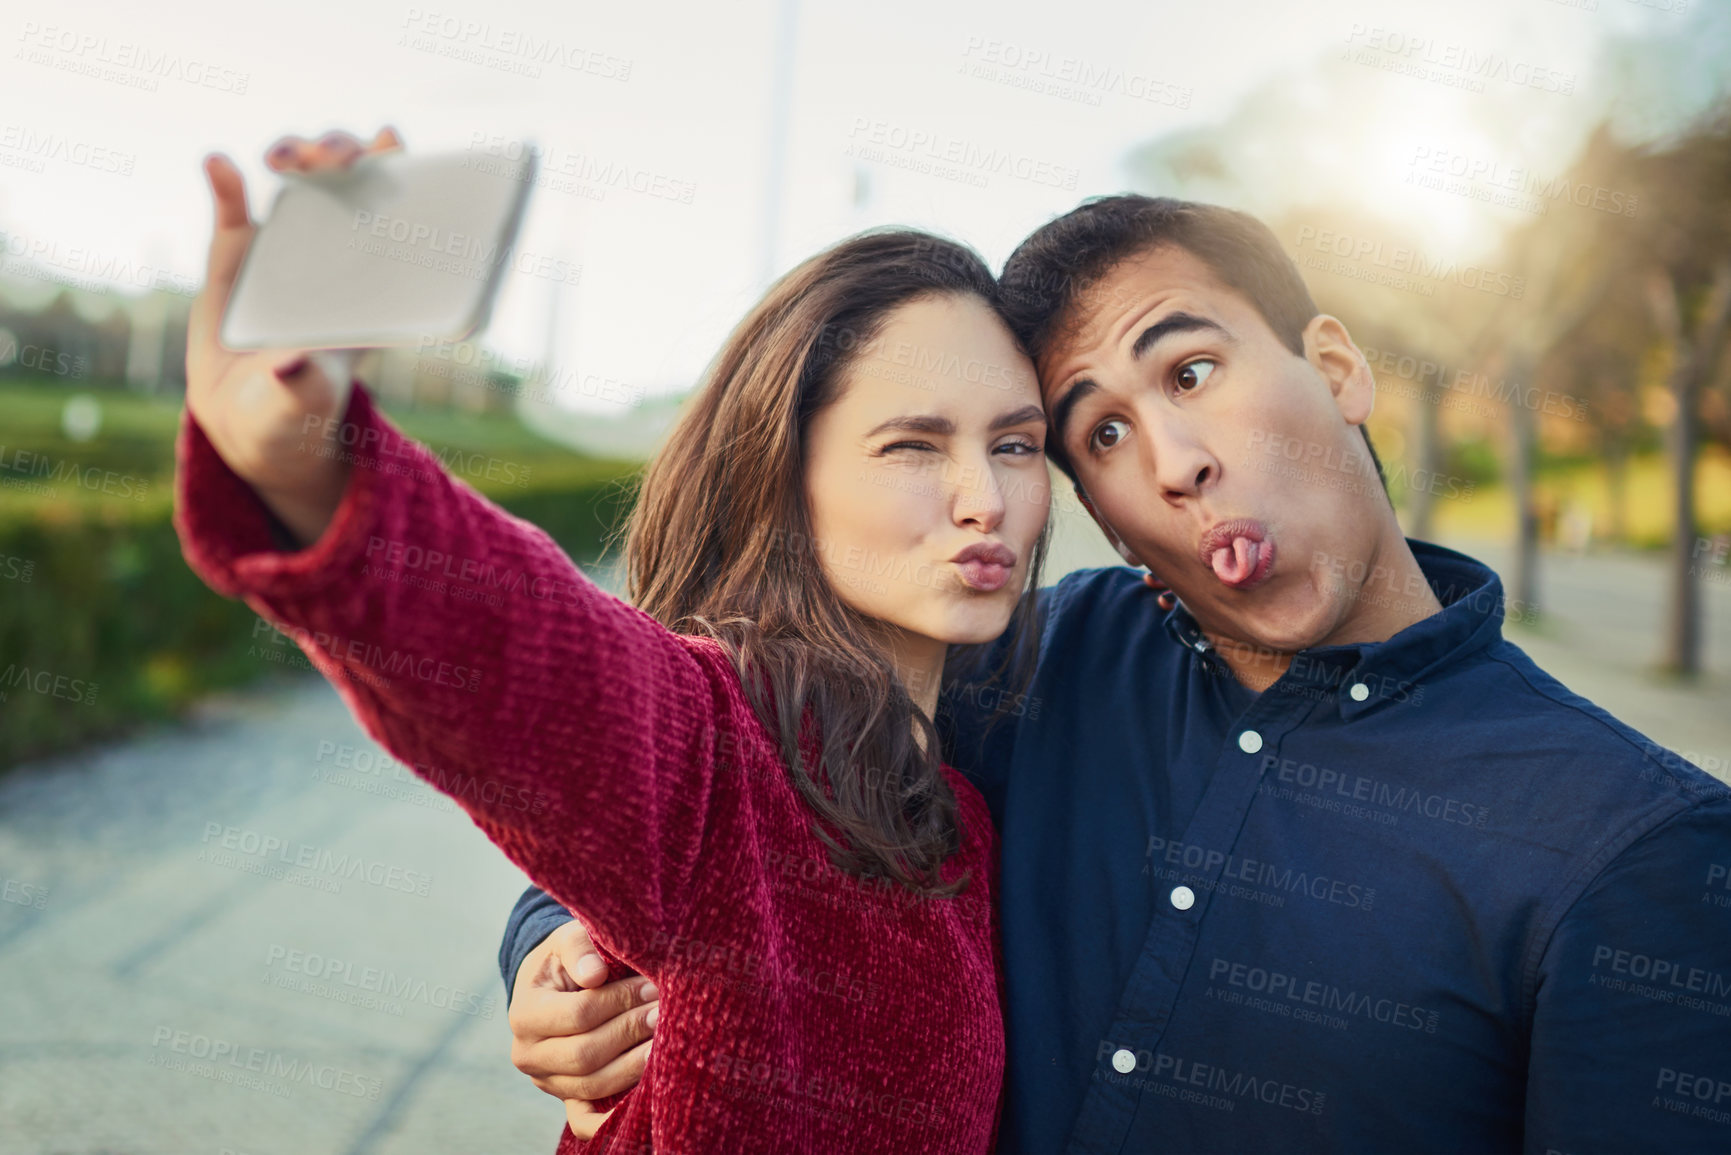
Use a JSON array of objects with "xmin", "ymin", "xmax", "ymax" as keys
[
  {"xmin": 503, "ymin": 888, "xmax": 660, "ymax": 1140},
  {"xmin": 500, "ymin": 884, "xmax": 582, "ymax": 1009},
  {"xmin": 1525, "ymin": 795, "xmax": 1731, "ymax": 1153}
]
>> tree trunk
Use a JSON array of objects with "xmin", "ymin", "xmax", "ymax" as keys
[
  {"xmin": 1604, "ymin": 436, "xmax": 1629, "ymax": 546},
  {"xmin": 1650, "ymin": 262, "xmax": 1731, "ymax": 677},
  {"xmin": 1665, "ymin": 362, "xmax": 1701, "ymax": 675},
  {"xmin": 1505, "ymin": 350, "xmax": 1541, "ymax": 618},
  {"xmin": 1409, "ymin": 379, "xmax": 1441, "ymax": 540}
]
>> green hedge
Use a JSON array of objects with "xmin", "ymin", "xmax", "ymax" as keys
[{"xmin": 0, "ymin": 404, "xmax": 642, "ymax": 770}]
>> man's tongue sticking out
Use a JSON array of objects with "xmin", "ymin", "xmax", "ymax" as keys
[{"xmin": 1212, "ymin": 535, "xmax": 1260, "ymax": 585}]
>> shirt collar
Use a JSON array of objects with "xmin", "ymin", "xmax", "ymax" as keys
[{"xmin": 1161, "ymin": 539, "xmax": 1507, "ymax": 720}]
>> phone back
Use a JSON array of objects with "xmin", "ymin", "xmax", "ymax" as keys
[{"xmin": 220, "ymin": 145, "xmax": 538, "ymax": 350}]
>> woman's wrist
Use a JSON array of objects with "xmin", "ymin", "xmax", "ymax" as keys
[
  {"xmin": 254, "ymin": 458, "xmax": 353, "ymax": 549},
  {"xmin": 258, "ymin": 352, "xmax": 363, "ymax": 548}
]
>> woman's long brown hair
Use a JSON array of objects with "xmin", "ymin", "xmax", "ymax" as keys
[{"xmin": 620, "ymin": 229, "xmax": 1050, "ymax": 898}]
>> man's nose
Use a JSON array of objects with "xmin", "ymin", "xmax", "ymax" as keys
[{"xmin": 1144, "ymin": 414, "xmax": 1217, "ymax": 505}]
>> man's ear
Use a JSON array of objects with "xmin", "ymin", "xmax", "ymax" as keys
[
  {"xmin": 1302, "ymin": 314, "xmax": 1375, "ymax": 429},
  {"xmin": 1075, "ymin": 485, "xmax": 1142, "ymax": 567}
]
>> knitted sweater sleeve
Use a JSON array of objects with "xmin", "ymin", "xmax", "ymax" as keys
[{"xmin": 173, "ymin": 382, "xmax": 724, "ymax": 958}]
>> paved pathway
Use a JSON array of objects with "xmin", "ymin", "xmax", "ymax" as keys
[{"xmin": 0, "ymin": 677, "xmax": 566, "ymax": 1155}]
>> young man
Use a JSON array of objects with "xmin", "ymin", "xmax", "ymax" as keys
[{"xmin": 500, "ymin": 196, "xmax": 1731, "ymax": 1153}]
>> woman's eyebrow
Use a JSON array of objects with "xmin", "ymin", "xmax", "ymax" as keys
[
  {"xmin": 865, "ymin": 405, "xmax": 1045, "ymax": 439},
  {"xmin": 989, "ymin": 404, "xmax": 1047, "ymax": 432},
  {"xmin": 864, "ymin": 414, "xmax": 955, "ymax": 437}
]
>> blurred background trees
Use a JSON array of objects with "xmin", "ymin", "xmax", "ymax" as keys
[{"xmin": 1126, "ymin": 31, "xmax": 1731, "ymax": 679}]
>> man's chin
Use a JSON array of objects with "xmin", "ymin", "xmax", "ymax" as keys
[{"xmin": 1186, "ymin": 583, "xmax": 1340, "ymax": 659}]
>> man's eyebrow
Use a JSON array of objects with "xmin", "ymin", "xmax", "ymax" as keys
[
  {"xmin": 1130, "ymin": 311, "xmax": 1231, "ymax": 361},
  {"xmin": 1048, "ymin": 379, "xmax": 1099, "ymax": 448},
  {"xmin": 989, "ymin": 403, "xmax": 1047, "ymax": 432},
  {"xmin": 864, "ymin": 414, "xmax": 955, "ymax": 437}
]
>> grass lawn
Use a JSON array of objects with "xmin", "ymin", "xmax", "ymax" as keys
[
  {"xmin": 0, "ymin": 376, "xmax": 635, "ymax": 523},
  {"xmin": 0, "ymin": 376, "xmax": 643, "ymax": 769},
  {"xmin": 1422, "ymin": 446, "xmax": 1731, "ymax": 548}
]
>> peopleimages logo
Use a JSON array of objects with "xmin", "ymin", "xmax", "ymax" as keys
[
  {"xmin": 198, "ymin": 823, "xmax": 433, "ymax": 897},
  {"xmin": 0, "ymin": 442, "xmax": 151, "ymax": 501},
  {"xmin": 14, "ymin": 22, "xmax": 251, "ymax": 94},
  {"xmin": 148, "ymin": 1026, "xmax": 382, "ymax": 1100},
  {"xmin": 1094, "ymin": 1043, "xmax": 1328, "ymax": 1115},
  {"xmin": 845, "ymin": 118, "xmax": 1080, "ymax": 190},
  {"xmin": 1406, "ymin": 144, "xmax": 1638, "ymax": 218},
  {"xmin": 0, "ymin": 124, "xmax": 136, "ymax": 174},
  {"xmin": 1206, "ymin": 957, "xmax": 1441, "ymax": 1033},
  {"xmin": 264, "ymin": 944, "xmax": 496, "ymax": 1019},
  {"xmin": 1359, "ymin": 344, "xmax": 1590, "ymax": 423},
  {"xmin": 1143, "ymin": 836, "xmax": 1376, "ymax": 911},
  {"xmin": 1342, "ymin": 25, "xmax": 1576, "ymax": 96},
  {"xmin": 1591, "ymin": 946, "xmax": 1731, "ymax": 1000},
  {"xmin": 0, "ymin": 663, "xmax": 98, "ymax": 705},
  {"xmin": 1293, "ymin": 226, "xmax": 1526, "ymax": 298},
  {"xmin": 957, "ymin": 36, "xmax": 1193, "ymax": 109},
  {"xmin": 1259, "ymin": 756, "xmax": 1486, "ymax": 827}
]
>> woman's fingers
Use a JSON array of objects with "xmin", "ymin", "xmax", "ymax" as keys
[
  {"xmin": 267, "ymin": 351, "xmax": 337, "ymax": 403},
  {"xmin": 312, "ymin": 130, "xmax": 365, "ymax": 168},
  {"xmin": 264, "ymin": 135, "xmax": 305, "ymax": 171},
  {"xmin": 205, "ymin": 152, "xmax": 252, "ymax": 231},
  {"xmin": 188, "ymin": 153, "xmax": 255, "ymax": 369},
  {"xmin": 264, "ymin": 129, "xmax": 388, "ymax": 174}
]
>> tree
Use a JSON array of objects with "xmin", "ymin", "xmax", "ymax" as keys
[{"xmin": 1622, "ymin": 110, "xmax": 1731, "ymax": 676}]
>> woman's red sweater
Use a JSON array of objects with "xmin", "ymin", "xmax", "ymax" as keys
[{"xmin": 173, "ymin": 383, "xmax": 1006, "ymax": 1154}]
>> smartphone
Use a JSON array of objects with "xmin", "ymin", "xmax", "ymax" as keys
[{"xmin": 220, "ymin": 143, "xmax": 539, "ymax": 351}]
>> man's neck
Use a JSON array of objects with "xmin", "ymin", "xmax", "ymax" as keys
[{"xmin": 1204, "ymin": 532, "xmax": 1444, "ymax": 693}]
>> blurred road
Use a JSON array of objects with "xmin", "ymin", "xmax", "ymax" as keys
[
  {"xmin": 0, "ymin": 677, "xmax": 564, "ymax": 1155},
  {"xmin": 1, "ymin": 542, "xmax": 1726, "ymax": 1155}
]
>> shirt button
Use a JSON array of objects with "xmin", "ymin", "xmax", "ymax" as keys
[
  {"xmin": 1238, "ymin": 730, "xmax": 1263, "ymax": 754},
  {"xmin": 1170, "ymin": 885, "xmax": 1195, "ymax": 910},
  {"xmin": 1112, "ymin": 1048, "xmax": 1137, "ymax": 1073},
  {"xmin": 1349, "ymin": 682, "xmax": 1370, "ymax": 702}
]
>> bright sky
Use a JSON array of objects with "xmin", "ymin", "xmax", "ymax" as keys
[{"xmin": 0, "ymin": 0, "xmax": 1719, "ymax": 413}]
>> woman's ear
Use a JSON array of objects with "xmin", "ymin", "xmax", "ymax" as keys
[{"xmin": 1075, "ymin": 485, "xmax": 1142, "ymax": 567}]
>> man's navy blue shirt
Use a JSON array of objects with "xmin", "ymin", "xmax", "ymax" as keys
[{"xmin": 502, "ymin": 541, "xmax": 1731, "ymax": 1153}]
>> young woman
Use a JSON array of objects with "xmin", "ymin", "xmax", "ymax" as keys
[{"xmin": 179, "ymin": 127, "xmax": 1052, "ymax": 1152}]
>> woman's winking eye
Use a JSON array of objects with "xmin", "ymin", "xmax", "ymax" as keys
[{"xmin": 878, "ymin": 437, "xmax": 1042, "ymax": 456}]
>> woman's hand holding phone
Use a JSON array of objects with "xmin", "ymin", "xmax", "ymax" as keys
[{"xmin": 186, "ymin": 126, "xmax": 403, "ymax": 546}]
